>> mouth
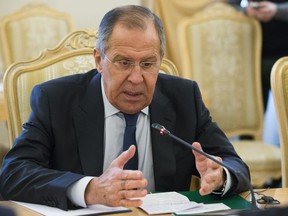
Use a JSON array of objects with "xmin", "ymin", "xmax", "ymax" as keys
[{"xmin": 123, "ymin": 91, "xmax": 143, "ymax": 101}]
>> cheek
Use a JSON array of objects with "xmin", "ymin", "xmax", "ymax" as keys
[
  {"xmin": 145, "ymin": 75, "xmax": 158, "ymax": 99},
  {"xmin": 103, "ymin": 73, "xmax": 126, "ymax": 99}
]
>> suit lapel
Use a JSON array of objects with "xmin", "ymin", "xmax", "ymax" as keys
[
  {"xmin": 73, "ymin": 73, "xmax": 178, "ymax": 185},
  {"xmin": 150, "ymin": 88, "xmax": 177, "ymax": 191},
  {"xmin": 73, "ymin": 73, "xmax": 104, "ymax": 176}
]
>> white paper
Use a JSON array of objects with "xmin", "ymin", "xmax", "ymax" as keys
[
  {"xmin": 138, "ymin": 192, "xmax": 230, "ymax": 215},
  {"xmin": 139, "ymin": 192, "xmax": 203, "ymax": 214},
  {"xmin": 140, "ymin": 191, "xmax": 190, "ymax": 205},
  {"xmin": 14, "ymin": 201, "xmax": 130, "ymax": 216},
  {"xmin": 175, "ymin": 203, "xmax": 231, "ymax": 215},
  {"xmin": 140, "ymin": 202, "xmax": 204, "ymax": 214}
]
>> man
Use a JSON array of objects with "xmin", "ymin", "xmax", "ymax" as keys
[{"xmin": 0, "ymin": 5, "xmax": 250, "ymax": 210}]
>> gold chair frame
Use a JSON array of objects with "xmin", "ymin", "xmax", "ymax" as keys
[
  {"xmin": 4, "ymin": 29, "xmax": 97, "ymax": 146},
  {"xmin": 271, "ymin": 56, "xmax": 288, "ymax": 188}
]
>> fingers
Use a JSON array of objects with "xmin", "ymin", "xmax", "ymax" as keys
[
  {"xmin": 247, "ymin": 2, "xmax": 276, "ymax": 22},
  {"xmin": 85, "ymin": 144, "xmax": 148, "ymax": 207},
  {"xmin": 199, "ymin": 175, "xmax": 216, "ymax": 195},
  {"xmin": 199, "ymin": 167, "xmax": 223, "ymax": 195},
  {"xmin": 100, "ymin": 177, "xmax": 147, "ymax": 207},
  {"xmin": 119, "ymin": 198, "xmax": 143, "ymax": 207},
  {"xmin": 118, "ymin": 188, "xmax": 147, "ymax": 207},
  {"xmin": 119, "ymin": 177, "xmax": 148, "ymax": 190},
  {"xmin": 117, "ymin": 175, "xmax": 148, "ymax": 207},
  {"xmin": 119, "ymin": 187, "xmax": 147, "ymax": 199},
  {"xmin": 208, "ymin": 156, "xmax": 222, "ymax": 169},
  {"xmin": 192, "ymin": 142, "xmax": 222, "ymax": 167},
  {"xmin": 119, "ymin": 169, "xmax": 144, "ymax": 181},
  {"xmin": 85, "ymin": 166, "xmax": 148, "ymax": 207},
  {"xmin": 192, "ymin": 142, "xmax": 224, "ymax": 195},
  {"xmin": 191, "ymin": 142, "xmax": 202, "ymax": 156},
  {"xmin": 191, "ymin": 142, "xmax": 206, "ymax": 162},
  {"xmin": 110, "ymin": 145, "xmax": 136, "ymax": 169}
]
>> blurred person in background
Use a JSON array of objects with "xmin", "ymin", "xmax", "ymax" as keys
[
  {"xmin": 228, "ymin": 0, "xmax": 288, "ymax": 109},
  {"xmin": 228, "ymin": 0, "xmax": 288, "ymax": 187}
]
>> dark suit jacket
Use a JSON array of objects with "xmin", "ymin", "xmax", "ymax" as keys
[
  {"xmin": 0, "ymin": 69, "xmax": 250, "ymax": 210},
  {"xmin": 0, "ymin": 206, "xmax": 16, "ymax": 216}
]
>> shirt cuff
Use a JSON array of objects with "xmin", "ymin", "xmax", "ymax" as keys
[
  {"xmin": 67, "ymin": 176, "xmax": 94, "ymax": 207},
  {"xmin": 212, "ymin": 167, "xmax": 232, "ymax": 196},
  {"xmin": 222, "ymin": 167, "xmax": 232, "ymax": 195}
]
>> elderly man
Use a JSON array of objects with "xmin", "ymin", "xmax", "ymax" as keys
[{"xmin": 0, "ymin": 5, "xmax": 250, "ymax": 210}]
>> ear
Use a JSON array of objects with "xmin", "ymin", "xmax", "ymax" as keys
[{"xmin": 94, "ymin": 48, "xmax": 103, "ymax": 72}]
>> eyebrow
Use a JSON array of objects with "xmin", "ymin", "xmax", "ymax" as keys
[{"xmin": 113, "ymin": 54, "xmax": 158, "ymax": 62}]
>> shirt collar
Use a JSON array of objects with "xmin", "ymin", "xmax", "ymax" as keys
[{"xmin": 101, "ymin": 77, "xmax": 149, "ymax": 118}]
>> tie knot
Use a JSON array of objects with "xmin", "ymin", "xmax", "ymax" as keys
[{"xmin": 123, "ymin": 112, "xmax": 140, "ymax": 126}]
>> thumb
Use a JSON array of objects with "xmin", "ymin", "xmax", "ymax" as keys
[
  {"xmin": 110, "ymin": 145, "xmax": 136, "ymax": 169},
  {"xmin": 192, "ymin": 142, "xmax": 206, "ymax": 162}
]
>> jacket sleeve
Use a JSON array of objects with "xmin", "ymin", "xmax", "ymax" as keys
[
  {"xmin": 0, "ymin": 85, "xmax": 85, "ymax": 210},
  {"xmin": 191, "ymin": 81, "xmax": 251, "ymax": 195}
]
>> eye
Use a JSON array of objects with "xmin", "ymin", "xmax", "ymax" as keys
[
  {"xmin": 141, "ymin": 62, "xmax": 154, "ymax": 69},
  {"xmin": 117, "ymin": 60, "xmax": 132, "ymax": 67}
]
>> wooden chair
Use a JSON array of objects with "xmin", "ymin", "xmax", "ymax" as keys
[
  {"xmin": 0, "ymin": 38, "xmax": 4, "ymax": 80},
  {"xmin": 159, "ymin": 58, "xmax": 179, "ymax": 76},
  {"xmin": 3, "ymin": 28, "xmax": 179, "ymax": 147},
  {"xmin": 271, "ymin": 56, "xmax": 288, "ymax": 188},
  {"xmin": 177, "ymin": 2, "xmax": 281, "ymax": 187},
  {"xmin": 0, "ymin": 37, "xmax": 5, "ymax": 120},
  {"xmin": 0, "ymin": 3, "xmax": 73, "ymax": 71}
]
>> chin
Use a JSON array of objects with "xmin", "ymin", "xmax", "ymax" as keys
[{"xmin": 122, "ymin": 105, "xmax": 146, "ymax": 114}]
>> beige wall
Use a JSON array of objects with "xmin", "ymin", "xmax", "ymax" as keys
[{"xmin": 0, "ymin": 0, "xmax": 142, "ymax": 29}]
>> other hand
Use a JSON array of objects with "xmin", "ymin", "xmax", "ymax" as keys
[
  {"xmin": 192, "ymin": 142, "xmax": 225, "ymax": 195},
  {"xmin": 247, "ymin": 1, "xmax": 277, "ymax": 22}
]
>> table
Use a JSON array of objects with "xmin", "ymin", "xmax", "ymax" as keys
[
  {"xmin": 242, "ymin": 188, "xmax": 288, "ymax": 208},
  {"xmin": 1, "ymin": 188, "xmax": 288, "ymax": 216}
]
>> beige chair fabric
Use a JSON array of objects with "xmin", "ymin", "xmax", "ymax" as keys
[
  {"xmin": 177, "ymin": 2, "xmax": 281, "ymax": 187},
  {"xmin": 149, "ymin": 0, "xmax": 224, "ymax": 74},
  {"xmin": 4, "ymin": 28, "xmax": 179, "ymax": 147},
  {"xmin": 4, "ymin": 29, "xmax": 97, "ymax": 146},
  {"xmin": 271, "ymin": 57, "xmax": 288, "ymax": 188},
  {"xmin": 0, "ymin": 3, "xmax": 73, "ymax": 71}
]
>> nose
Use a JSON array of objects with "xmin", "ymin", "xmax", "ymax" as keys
[{"xmin": 128, "ymin": 65, "xmax": 143, "ymax": 83}]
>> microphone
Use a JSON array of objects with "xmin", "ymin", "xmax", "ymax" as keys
[{"xmin": 151, "ymin": 123, "xmax": 258, "ymax": 211}]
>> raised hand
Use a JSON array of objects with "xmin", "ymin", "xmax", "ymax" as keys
[{"xmin": 191, "ymin": 142, "xmax": 225, "ymax": 195}]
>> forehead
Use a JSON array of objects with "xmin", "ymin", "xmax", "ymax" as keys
[{"xmin": 106, "ymin": 22, "xmax": 160, "ymax": 55}]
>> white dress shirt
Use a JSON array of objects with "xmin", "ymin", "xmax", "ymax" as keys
[{"xmin": 67, "ymin": 77, "xmax": 155, "ymax": 207}]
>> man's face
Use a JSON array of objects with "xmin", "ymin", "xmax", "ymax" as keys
[{"xmin": 94, "ymin": 22, "xmax": 161, "ymax": 114}]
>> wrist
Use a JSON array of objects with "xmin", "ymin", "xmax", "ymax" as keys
[{"xmin": 212, "ymin": 170, "xmax": 227, "ymax": 195}]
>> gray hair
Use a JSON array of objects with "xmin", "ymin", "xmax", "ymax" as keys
[{"xmin": 96, "ymin": 5, "xmax": 166, "ymax": 58}]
